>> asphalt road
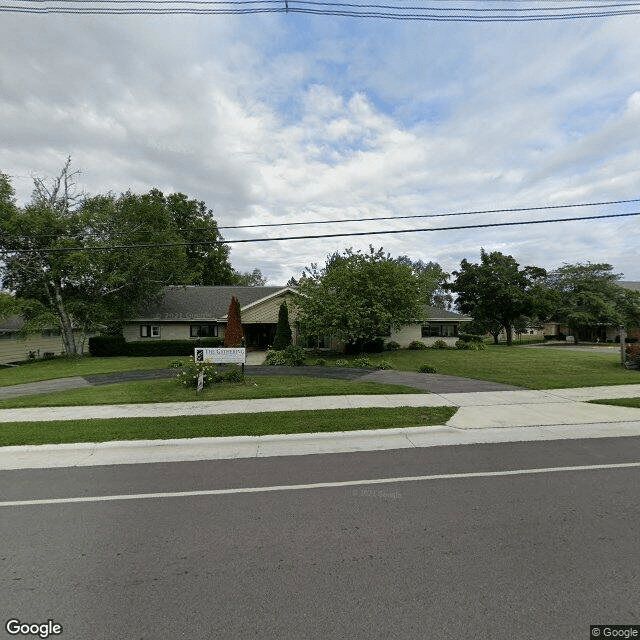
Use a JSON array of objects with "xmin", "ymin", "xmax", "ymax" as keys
[{"xmin": 2, "ymin": 437, "xmax": 640, "ymax": 640}]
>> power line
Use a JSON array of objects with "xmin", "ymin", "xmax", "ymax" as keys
[
  {"xmin": 3, "ymin": 197, "xmax": 639, "ymax": 241},
  {"xmin": 2, "ymin": 0, "xmax": 640, "ymax": 18},
  {"xmin": 218, "ymin": 197, "xmax": 640, "ymax": 229},
  {"xmin": 2, "ymin": 210, "xmax": 639, "ymax": 254}
]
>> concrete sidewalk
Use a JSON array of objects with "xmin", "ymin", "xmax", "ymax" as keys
[{"xmin": 1, "ymin": 384, "xmax": 640, "ymax": 470}]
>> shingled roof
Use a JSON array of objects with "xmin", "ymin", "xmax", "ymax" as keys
[
  {"xmin": 423, "ymin": 306, "xmax": 472, "ymax": 322},
  {"xmin": 131, "ymin": 286, "xmax": 291, "ymax": 321},
  {"xmin": 130, "ymin": 286, "xmax": 471, "ymax": 323}
]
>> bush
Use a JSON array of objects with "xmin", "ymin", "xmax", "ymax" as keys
[
  {"xmin": 265, "ymin": 344, "xmax": 306, "ymax": 366},
  {"xmin": 125, "ymin": 337, "xmax": 224, "ymax": 357},
  {"xmin": 264, "ymin": 350, "xmax": 287, "ymax": 365},
  {"xmin": 457, "ymin": 333, "xmax": 485, "ymax": 344},
  {"xmin": 314, "ymin": 358, "xmax": 327, "ymax": 366},
  {"xmin": 376, "ymin": 360, "xmax": 393, "ymax": 370},
  {"xmin": 335, "ymin": 359, "xmax": 349, "ymax": 367},
  {"xmin": 88, "ymin": 334, "xmax": 127, "ymax": 357},
  {"xmin": 626, "ymin": 344, "xmax": 640, "ymax": 369},
  {"xmin": 175, "ymin": 359, "xmax": 219, "ymax": 389},
  {"xmin": 418, "ymin": 364, "xmax": 438, "ymax": 374},
  {"xmin": 384, "ymin": 341, "xmax": 401, "ymax": 351},
  {"xmin": 168, "ymin": 360, "xmax": 184, "ymax": 368},
  {"xmin": 408, "ymin": 340, "xmax": 428, "ymax": 350},
  {"xmin": 352, "ymin": 356, "xmax": 374, "ymax": 368},
  {"xmin": 431, "ymin": 339, "xmax": 450, "ymax": 350},
  {"xmin": 176, "ymin": 360, "xmax": 245, "ymax": 388},
  {"xmin": 345, "ymin": 338, "xmax": 385, "ymax": 354},
  {"xmin": 455, "ymin": 340, "xmax": 487, "ymax": 350}
]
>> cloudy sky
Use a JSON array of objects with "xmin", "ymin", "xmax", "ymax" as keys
[{"xmin": 1, "ymin": 6, "xmax": 639, "ymax": 284}]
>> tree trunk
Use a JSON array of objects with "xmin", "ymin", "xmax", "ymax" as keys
[
  {"xmin": 491, "ymin": 331, "xmax": 500, "ymax": 345},
  {"xmin": 505, "ymin": 324, "xmax": 513, "ymax": 346},
  {"xmin": 52, "ymin": 283, "xmax": 79, "ymax": 357}
]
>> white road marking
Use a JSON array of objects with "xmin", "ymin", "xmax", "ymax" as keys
[{"xmin": 2, "ymin": 461, "xmax": 639, "ymax": 507}]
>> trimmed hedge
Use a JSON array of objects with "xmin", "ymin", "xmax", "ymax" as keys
[
  {"xmin": 88, "ymin": 334, "xmax": 127, "ymax": 357},
  {"xmin": 88, "ymin": 335, "xmax": 224, "ymax": 357}
]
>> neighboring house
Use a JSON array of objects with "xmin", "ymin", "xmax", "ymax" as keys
[
  {"xmin": 124, "ymin": 286, "xmax": 300, "ymax": 350},
  {"xmin": 125, "ymin": 286, "xmax": 472, "ymax": 351},
  {"xmin": 542, "ymin": 281, "xmax": 640, "ymax": 342},
  {"xmin": 0, "ymin": 316, "xmax": 86, "ymax": 364},
  {"xmin": 385, "ymin": 306, "xmax": 473, "ymax": 348}
]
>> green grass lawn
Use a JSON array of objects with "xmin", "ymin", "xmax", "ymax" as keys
[
  {"xmin": 0, "ymin": 356, "xmax": 179, "ymax": 387},
  {"xmin": 1, "ymin": 345, "xmax": 638, "ymax": 392},
  {"xmin": 0, "ymin": 406, "xmax": 457, "ymax": 447},
  {"xmin": 590, "ymin": 397, "xmax": 640, "ymax": 409},
  {"xmin": 0, "ymin": 376, "xmax": 421, "ymax": 409},
  {"xmin": 324, "ymin": 345, "xmax": 639, "ymax": 389}
]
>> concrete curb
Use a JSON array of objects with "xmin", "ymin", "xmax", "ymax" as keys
[{"xmin": 3, "ymin": 421, "xmax": 640, "ymax": 470}]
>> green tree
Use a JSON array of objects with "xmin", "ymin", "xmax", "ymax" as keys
[
  {"xmin": 294, "ymin": 246, "xmax": 431, "ymax": 351},
  {"xmin": 224, "ymin": 296, "xmax": 243, "ymax": 347},
  {"xmin": 0, "ymin": 160, "xmax": 243, "ymax": 356},
  {"xmin": 395, "ymin": 256, "xmax": 452, "ymax": 309},
  {"xmin": 545, "ymin": 263, "xmax": 640, "ymax": 342},
  {"xmin": 164, "ymin": 191, "xmax": 237, "ymax": 286},
  {"xmin": 447, "ymin": 249, "xmax": 548, "ymax": 345},
  {"xmin": 272, "ymin": 301, "xmax": 292, "ymax": 350},
  {"xmin": 231, "ymin": 268, "xmax": 267, "ymax": 286}
]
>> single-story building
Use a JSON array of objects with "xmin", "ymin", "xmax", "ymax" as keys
[
  {"xmin": 124, "ymin": 286, "xmax": 300, "ymax": 350},
  {"xmin": 125, "ymin": 286, "xmax": 473, "ymax": 351},
  {"xmin": 0, "ymin": 316, "xmax": 90, "ymax": 364},
  {"xmin": 385, "ymin": 306, "xmax": 473, "ymax": 348}
]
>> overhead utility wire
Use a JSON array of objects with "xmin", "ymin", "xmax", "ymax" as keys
[
  {"xmin": 218, "ymin": 197, "xmax": 640, "ymax": 229},
  {"xmin": 3, "ymin": 211, "xmax": 639, "ymax": 254},
  {"xmin": 3, "ymin": 0, "xmax": 640, "ymax": 18},
  {"xmin": 3, "ymin": 197, "xmax": 639, "ymax": 241}
]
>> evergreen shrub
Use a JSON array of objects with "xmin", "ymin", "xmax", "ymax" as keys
[{"xmin": 408, "ymin": 340, "xmax": 428, "ymax": 350}]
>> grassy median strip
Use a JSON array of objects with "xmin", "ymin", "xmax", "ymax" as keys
[
  {"xmin": 0, "ymin": 406, "xmax": 457, "ymax": 447},
  {"xmin": 0, "ymin": 376, "xmax": 421, "ymax": 408},
  {"xmin": 589, "ymin": 397, "xmax": 640, "ymax": 409}
]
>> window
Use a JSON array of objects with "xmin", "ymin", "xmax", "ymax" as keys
[
  {"xmin": 140, "ymin": 325, "xmax": 160, "ymax": 338},
  {"xmin": 421, "ymin": 323, "xmax": 459, "ymax": 338},
  {"xmin": 190, "ymin": 324, "xmax": 219, "ymax": 338},
  {"xmin": 304, "ymin": 334, "xmax": 331, "ymax": 349}
]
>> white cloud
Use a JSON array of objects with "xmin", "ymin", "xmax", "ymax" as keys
[{"xmin": 1, "ymin": 12, "xmax": 639, "ymax": 285}]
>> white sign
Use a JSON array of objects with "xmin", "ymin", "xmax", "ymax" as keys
[{"xmin": 194, "ymin": 347, "xmax": 246, "ymax": 364}]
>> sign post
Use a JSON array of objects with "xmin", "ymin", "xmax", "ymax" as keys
[{"xmin": 196, "ymin": 370, "xmax": 204, "ymax": 395}]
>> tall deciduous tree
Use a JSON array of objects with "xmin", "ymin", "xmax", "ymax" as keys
[
  {"xmin": 224, "ymin": 296, "xmax": 243, "ymax": 347},
  {"xmin": 395, "ymin": 256, "xmax": 452, "ymax": 309},
  {"xmin": 0, "ymin": 160, "xmax": 244, "ymax": 356},
  {"xmin": 294, "ymin": 246, "xmax": 432, "ymax": 350},
  {"xmin": 447, "ymin": 249, "xmax": 549, "ymax": 345},
  {"xmin": 272, "ymin": 301, "xmax": 292, "ymax": 350},
  {"xmin": 545, "ymin": 263, "xmax": 640, "ymax": 342}
]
